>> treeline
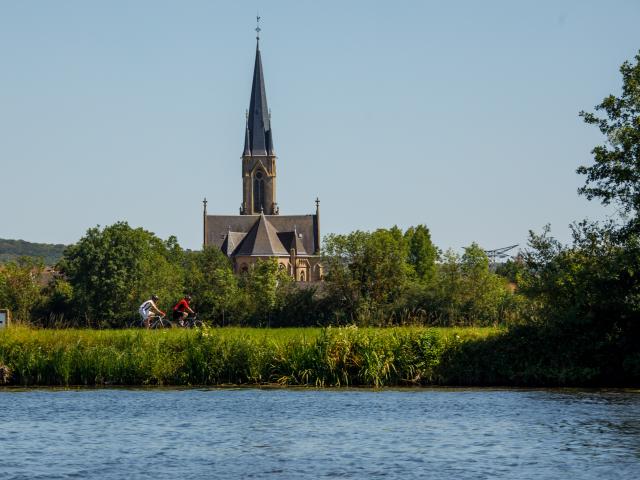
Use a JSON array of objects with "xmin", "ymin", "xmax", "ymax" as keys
[
  {"xmin": 0, "ymin": 222, "xmax": 520, "ymax": 328},
  {"xmin": 0, "ymin": 238, "xmax": 66, "ymax": 265}
]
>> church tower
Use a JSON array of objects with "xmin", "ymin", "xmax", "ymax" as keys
[
  {"xmin": 203, "ymin": 20, "xmax": 323, "ymax": 282},
  {"xmin": 240, "ymin": 35, "xmax": 278, "ymax": 215}
]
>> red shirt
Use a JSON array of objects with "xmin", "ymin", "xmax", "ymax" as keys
[{"xmin": 173, "ymin": 298, "xmax": 190, "ymax": 312}]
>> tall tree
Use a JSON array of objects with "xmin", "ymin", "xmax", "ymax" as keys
[
  {"xmin": 240, "ymin": 258, "xmax": 291, "ymax": 325},
  {"xmin": 0, "ymin": 257, "xmax": 44, "ymax": 322},
  {"xmin": 323, "ymin": 228, "xmax": 411, "ymax": 320},
  {"xmin": 60, "ymin": 222, "xmax": 184, "ymax": 325},
  {"xmin": 578, "ymin": 51, "xmax": 640, "ymax": 235},
  {"xmin": 404, "ymin": 225, "xmax": 438, "ymax": 283},
  {"xmin": 183, "ymin": 247, "xmax": 239, "ymax": 323}
]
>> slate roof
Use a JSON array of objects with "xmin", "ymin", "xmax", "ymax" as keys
[
  {"xmin": 277, "ymin": 228, "xmax": 308, "ymax": 256},
  {"xmin": 221, "ymin": 231, "xmax": 247, "ymax": 256},
  {"xmin": 243, "ymin": 41, "xmax": 275, "ymax": 157},
  {"xmin": 206, "ymin": 213, "xmax": 318, "ymax": 257},
  {"xmin": 234, "ymin": 214, "xmax": 289, "ymax": 256}
]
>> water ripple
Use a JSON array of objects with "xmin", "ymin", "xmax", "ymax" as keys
[{"xmin": 0, "ymin": 388, "xmax": 639, "ymax": 479}]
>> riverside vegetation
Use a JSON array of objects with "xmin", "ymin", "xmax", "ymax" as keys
[
  {"xmin": 1, "ymin": 52, "xmax": 640, "ymax": 387},
  {"xmin": 0, "ymin": 326, "xmax": 496, "ymax": 387}
]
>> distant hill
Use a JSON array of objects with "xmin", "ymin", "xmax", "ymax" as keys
[{"xmin": 0, "ymin": 238, "xmax": 67, "ymax": 265}]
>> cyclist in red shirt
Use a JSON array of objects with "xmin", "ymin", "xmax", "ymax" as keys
[{"xmin": 172, "ymin": 294, "xmax": 195, "ymax": 326}]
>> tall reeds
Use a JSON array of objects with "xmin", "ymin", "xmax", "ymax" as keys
[{"xmin": 0, "ymin": 326, "xmax": 499, "ymax": 387}]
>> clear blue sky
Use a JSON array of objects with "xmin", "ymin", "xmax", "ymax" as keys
[{"xmin": 1, "ymin": 1, "xmax": 639, "ymax": 253}]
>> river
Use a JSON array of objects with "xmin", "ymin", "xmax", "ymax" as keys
[{"xmin": 0, "ymin": 388, "xmax": 638, "ymax": 479}]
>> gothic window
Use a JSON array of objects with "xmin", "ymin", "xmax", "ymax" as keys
[
  {"xmin": 253, "ymin": 170, "xmax": 265, "ymax": 213},
  {"xmin": 299, "ymin": 271, "xmax": 306, "ymax": 282}
]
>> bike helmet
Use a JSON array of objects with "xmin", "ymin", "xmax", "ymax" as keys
[{"xmin": 152, "ymin": 294, "xmax": 159, "ymax": 301}]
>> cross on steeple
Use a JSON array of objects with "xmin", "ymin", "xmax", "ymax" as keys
[{"xmin": 255, "ymin": 15, "xmax": 261, "ymax": 42}]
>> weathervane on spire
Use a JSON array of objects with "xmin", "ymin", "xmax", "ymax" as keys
[{"xmin": 255, "ymin": 14, "xmax": 261, "ymax": 42}]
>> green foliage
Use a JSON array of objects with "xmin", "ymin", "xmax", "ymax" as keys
[
  {"xmin": 0, "ymin": 257, "xmax": 44, "ymax": 322},
  {"xmin": 0, "ymin": 325, "xmax": 501, "ymax": 387},
  {"xmin": 323, "ymin": 228, "xmax": 412, "ymax": 321},
  {"xmin": 578, "ymin": 50, "xmax": 640, "ymax": 235},
  {"xmin": 2, "ymin": 220, "xmax": 523, "ymax": 329},
  {"xmin": 322, "ymin": 228, "xmax": 522, "ymax": 327},
  {"xmin": 404, "ymin": 225, "xmax": 439, "ymax": 282},
  {"xmin": 1, "ymin": 324, "xmax": 635, "ymax": 388},
  {"xmin": 495, "ymin": 257, "xmax": 525, "ymax": 284},
  {"xmin": 59, "ymin": 222, "xmax": 184, "ymax": 326},
  {"xmin": 183, "ymin": 247, "xmax": 239, "ymax": 324},
  {"xmin": 520, "ymin": 222, "xmax": 640, "ymax": 332},
  {"xmin": 272, "ymin": 285, "xmax": 337, "ymax": 327},
  {"xmin": 410, "ymin": 245, "xmax": 521, "ymax": 326},
  {"xmin": 0, "ymin": 238, "xmax": 66, "ymax": 265},
  {"xmin": 512, "ymin": 221, "xmax": 640, "ymax": 385},
  {"xmin": 239, "ymin": 258, "xmax": 292, "ymax": 326},
  {"xmin": 32, "ymin": 277, "xmax": 75, "ymax": 327}
]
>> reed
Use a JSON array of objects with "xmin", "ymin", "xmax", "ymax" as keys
[{"xmin": 0, "ymin": 325, "xmax": 504, "ymax": 387}]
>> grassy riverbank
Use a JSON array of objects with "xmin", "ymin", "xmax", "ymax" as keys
[{"xmin": 0, "ymin": 325, "xmax": 633, "ymax": 387}]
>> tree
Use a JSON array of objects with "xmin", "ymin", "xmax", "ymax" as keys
[
  {"xmin": 404, "ymin": 225, "xmax": 438, "ymax": 283},
  {"xmin": 323, "ymin": 228, "xmax": 412, "ymax": 321},
  {"xmin": 183, "ymin": 247, "xmax": 239, "ymax": 324},
  {"xmin": 0, "ymin": 257, "xmax": 44, "ymax": 322},
  {"xmin": 460, "ymin": 243, "xmax": 513, "ymax": 325},
  {"xmin": 240, "ymin": 258, "xmax": 291, "ymax": 326},
  {"xmin": 60, "ymin": 222, "xmax": 184, "ymax": 325},
  {"xmin": 578, "ymin": 51, "xmax": 640, "ymax": 235}
]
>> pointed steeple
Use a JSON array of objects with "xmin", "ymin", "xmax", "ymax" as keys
[
  {"xmin": 241, "ymin": 21, "xmax": 278, "ymax": 216},
  {"xmin": 246, "ymin": 39, "xmax": 275, "ymax": 156}
]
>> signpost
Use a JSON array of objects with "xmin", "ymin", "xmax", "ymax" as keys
[{"xmin": 0, "ymin": 309, "xmax": 10, "ymax": 329}]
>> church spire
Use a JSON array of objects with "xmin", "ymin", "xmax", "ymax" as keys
[
  {"xmin": 245, "ymin": 23, "xmax": 275, "ymax": 156},
  {"xmin": 241, "ymin": 19, "xmax": 278, "ymax": 216}
]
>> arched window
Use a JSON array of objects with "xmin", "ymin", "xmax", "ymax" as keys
[
  {"xmin": 253, "ymin": 170, "xmax": 265, "ymax": 213},
  {"xmin": 299, "ymin": 271, "xmax": 306, "ymax": 282}
]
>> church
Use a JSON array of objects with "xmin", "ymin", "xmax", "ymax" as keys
[{"xmin": 203, "ymin": 32, "xmax": 323, "ymax": 282}]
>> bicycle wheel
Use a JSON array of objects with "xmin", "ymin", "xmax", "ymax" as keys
[{"xmin": 150, "ymin": 317, "xmax": 169, "ymax": 329}]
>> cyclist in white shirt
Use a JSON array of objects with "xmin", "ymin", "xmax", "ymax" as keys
[{"xmin": 138, "ymin": 294, "xmax": 165, "ymax": 328}]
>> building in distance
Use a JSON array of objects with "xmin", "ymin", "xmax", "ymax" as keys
[{"xmin": 203, "ymin": 31, "xmax": 323, "ymax": 282}]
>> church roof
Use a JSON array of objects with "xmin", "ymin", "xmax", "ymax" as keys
[
  {"xmin": 206, "ymin": 213, "xmax": 318, "ymax": 257},
  {"xmin": 221, "ymin": 231, "xmax": 247, "ymax": 256},
  {"xmin": 277, "ymin": 229, "xmax": 308, "ymax": 256},
  {"xmin": 234, "ymin": 213, "xmax": 289, "ymax": 256},
  {"xmin": 243, "ymin": 41, "xmax": 275, "ymax": 157}
]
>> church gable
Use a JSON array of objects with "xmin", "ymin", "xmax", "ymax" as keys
[{"xmin": 233, "ymin": 214, "xmax": 289, "ymax": 257}]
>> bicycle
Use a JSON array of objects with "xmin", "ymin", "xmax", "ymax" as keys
[
  {"xmin": 127, "ymin": 313, "xmax": 171, "ymax": 329},
  {"xmin": 177, "ymin": 313, "xmax": 203, "ymax": 328},
  {"xmin": 150, "ymin": 314, "xmax": 172, "ymax": 329}
]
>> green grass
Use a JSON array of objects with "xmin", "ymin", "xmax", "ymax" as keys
[{"xmin": 0, "ymin": 325, "xmax": 503, "ymax": 387}]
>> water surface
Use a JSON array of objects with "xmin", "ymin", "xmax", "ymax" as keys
[{"xmin": 0, "ymin": 388, "xmax": 638, "ymax": 479}]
